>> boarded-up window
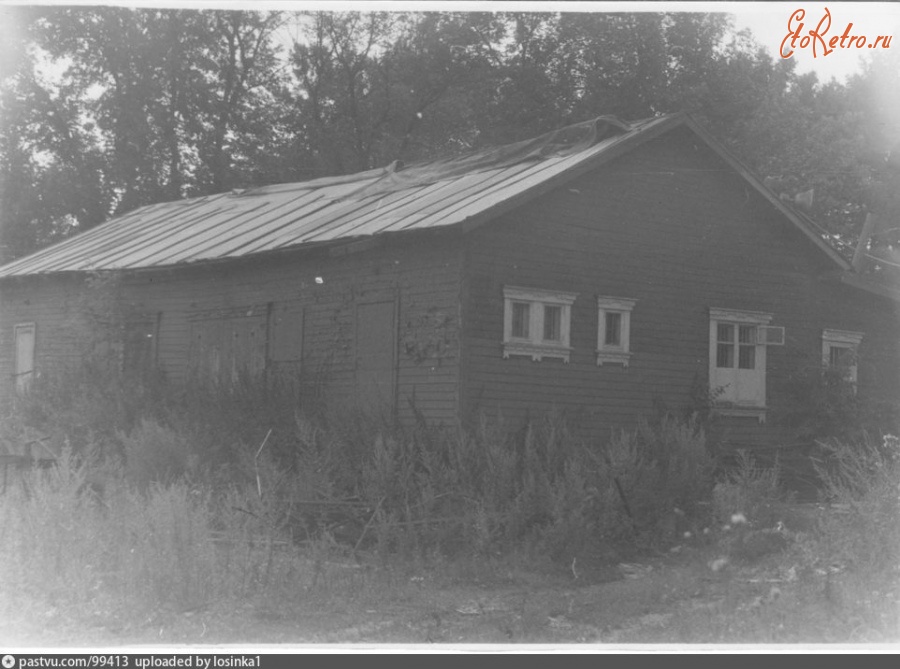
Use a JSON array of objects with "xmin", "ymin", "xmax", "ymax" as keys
[
  {"xmin": 14, "ymin": 323, "xmax": 36, "ymax": 393},
  {"xmin": 189, "ymin": 306, "xmax": 267, "ymax": 385},
  {"xmin": 268, "ymin": 304, "xmax": 304, "ymax": 364},
  {"xmin": 123, "ymin": 314, "xmax": 160, "ymax": 376},
  {"xmin": 356, "ymin": 301, "xmax": 397, "ymax": 415}
]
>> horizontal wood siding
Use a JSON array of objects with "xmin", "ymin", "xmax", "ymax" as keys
[
  {"xmin": 0, "ymin": 234, "xmax": 464, "ymax": 425},
  {"xmin": 0, "ymin": 275, "xmax": 98, "ymax": 401},
  {"xmin": 460, "ymin": 127, "xmax": 900, "ymax": 445}
]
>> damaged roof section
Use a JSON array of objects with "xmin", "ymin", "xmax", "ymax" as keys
[
  {"xmin": 0, "ymin": 113, "xmax": 845, "ymax": 277},
  {"xmin": 0, "ymin": 115, "xmax": 655, "ymax": 277}
]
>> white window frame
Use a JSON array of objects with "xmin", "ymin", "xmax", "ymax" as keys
[
  {"xmin": 13, "ymin": 322, "xmax": 36, "ymax": 393},
  {"xmin": 502, "ymin": 286, "xmax": 577, "ymax": 362},
  {"xmin": 709, "ymin": 308, "xmax": 773, "ymax": 421},
  {"xmin": 596, "ymin": 296, "xmax": 637, "ymax": 367},
  {"xmin": 822, "ymin": 329, "xmax": 863, "ymax": 387}
]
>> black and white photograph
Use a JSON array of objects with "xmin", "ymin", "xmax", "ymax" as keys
[{"xmin": 0, "ymin": 0, "xmax": 898, "ymax": 653}]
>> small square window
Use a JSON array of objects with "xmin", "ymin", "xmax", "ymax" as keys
[
  {"xmin": 717, "ymin": 323, "xmax": 733, "ymax": 343},
  {"xmin": 502, "ymin": 286, "xmax": 577, "ymax": 362},
  {"xmin": 596, "ymin": 297, "xmax": 636, "ymax": 367},
  {"xmin": 738, "ymin": 325, "xmax": 755, "ymax": 344},
  {"xmin": 822, "ymin": 329, "xmax": 863, "ymax": 388},
  {"xmin": 829, "ymin": 345, "xmax": 852, "ymax": 368}
]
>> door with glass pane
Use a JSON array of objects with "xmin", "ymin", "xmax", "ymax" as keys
[{"xmin": 712, "ymin": 321, "xmax": 765, "ymax": 406}]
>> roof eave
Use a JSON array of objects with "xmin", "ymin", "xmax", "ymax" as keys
[
  {"xmin": 0, "ymin": 237, "xmax": 349, "ymax": 281},
  {"xmin": 0, "ymin": 226, "xmax": 464, "ymax": 281},
  {"xmin": 840, "ymin": 271, "xmax": 900, "ymax": 302}
]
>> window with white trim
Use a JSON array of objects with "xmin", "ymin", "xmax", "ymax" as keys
[
  {"xmin": 709, "ymin": 308, "xmax": 781, "ymax": 419},
  {"xmin": 596, "ymin": 296, "xmax": 636, "ymax": 366},
  {"xmin": 822, "ymin": 329, "xmax": 863, "ymax": 387},
  {"xmin": 502, "ymin": 286, "xmax": 577, "ymax": 362}
]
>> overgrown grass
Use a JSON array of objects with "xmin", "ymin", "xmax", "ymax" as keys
[
  {"xmin": 3, "ymin": 365, "xmax": 898, "ymax": 643},
  {"xmin": 0, "ymin": 449, "xmax": 219, "ymax": 616},
  {"xmin": 712, "ymin": 449, "xmax": 788, "ymax": 528},
  {"xmin": 0, "ymin": 366, "xmax": 722, "ymax": 622},
  {"xmin": 811, "ymin": 433, "xmax": 900, "ymax": 573}
]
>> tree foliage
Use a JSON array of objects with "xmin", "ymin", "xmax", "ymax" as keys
[{"xmin": 1, "ymin": 8, "xmax": 896, "ymax": 263}]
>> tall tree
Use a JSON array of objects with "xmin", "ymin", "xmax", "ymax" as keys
[
  {"xmin": 1, "ymin": 9, "xmax": 891, "ymax": 262},
  {"xmin": 0, "ymin": 6, "xmax": 109, "ymax": 260}
]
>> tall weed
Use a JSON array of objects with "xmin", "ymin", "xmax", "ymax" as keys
[
  {"xmin": 595, "ymin": 415, "xmax": 717, "ymax": 545},
  {"xmin": 812, "ymin": 433, "xmax": 900, "ymax": 572},
  {"xmin": 0, "ymin": 447, "xmax": 224, "ymax": 618},
  {"xmin": 712, "ymin": 449, "xmax": 786, "ymax": 528},
  {"xmin": 3, "ymin": 360, "xmax": 725, "ymax": 598},
  {"xmin": 120, "ymin": 418, "xmax": 195, "ymax": 490}
]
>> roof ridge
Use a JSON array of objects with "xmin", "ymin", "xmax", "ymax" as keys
[{"xmin": 336, "ymin": 115, "xmax": 641, "ymax": 201}]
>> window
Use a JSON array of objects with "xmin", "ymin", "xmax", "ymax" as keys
[
  {"xmin": 503, "ymin": 286, "xmax": 577, "ymax": 362},
  {"xmin": 13, "ymin": 323, "xmax": 36, "ymax": 393},
  {"xmin": 822, "ymin": 329, "xmax": 863, "ymax": 386},
  {"xmin": 709, "ymin": 308, "xmax": 782, "ymax": 420},
  {"xmin": 544, "ymin": 305, "xmax": 562, "ymax": 341},
  {"xmin": 189, "ymin": 305, "xmax": 268, "ymax": 384},
  {"xmin": 356, "ymin": 300, "xmax": 397, "ymax": 416},
  {"xmin": 596, "ymin": 297, "xmax": 637, "ymax": 366},
  {"xmin": 268, "ymin": 303, "xmax": 304, "ymax": 366},
  {"xmin": 123, "ymin": 315, "xmax": 160, "ymax": 378}
]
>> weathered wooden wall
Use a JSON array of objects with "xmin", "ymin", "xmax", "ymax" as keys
[
  {"xmin": 0, "ymin": 274, "xmax": 95, "ymax": 385},
  {"xmin": 0, "ymin": 232, "xmax": 464, "ymax": 424},
  {"xmin": 459, "ymin": 126, "xmax": 900, "ymax": 445},
  {"xmin": 2, "ymin": 125, "xmax": 897, "ymax": 450}
]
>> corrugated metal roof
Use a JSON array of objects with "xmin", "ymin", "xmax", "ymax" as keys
[
  {"xmin": 0, "ymin": 115, "xmax": 678, "ymax": 277},
  {"xmin": 0, "ymin": 113, "xmax": 848, "ymax": 277}
]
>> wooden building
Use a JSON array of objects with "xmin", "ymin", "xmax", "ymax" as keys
[{"xmin": 1, "ymin": 114, "xmax": 898, "ymax": 445}]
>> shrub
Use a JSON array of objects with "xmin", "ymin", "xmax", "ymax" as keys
[
  {"xmin": 320, "ymin": 411, "xmax": 722, "ymax": 560},
  {"xmin": 3, "ymin": 357, "xmax": 729, "ymax": 594},
  {"xmin": 0, "ymin": 447, "xmax": 105, "ymax": 605},
  {"xmin": 712, "ymin": 449, "xmax": 786, "ymax": 528},
  {"xmin": 597, "ymin": 415, "xmax": 717, "ymax": 545},
  {"xmin": 120, "ymin": 418, "xmax": 195, "ymax": 490},
  {"xmin": 110, "ymin": 482, "xmax": 218, "ymax": 611},
  {"xmin": 0, "ymin": 447, "xmax": 219, "ymax": 616},
  {"xmin": 812, "ymin": 433, "xmax": 900, "ymax": 572},
  {"xmin": 779, "ymin": 355, "xmax": 899, "ymax": 443}
]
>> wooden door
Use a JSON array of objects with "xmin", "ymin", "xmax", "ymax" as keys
[
  {"xmin": 14, "ymin": 323, "xmax": 35, "ymax": 393},
  {"xmin": 711, "ymin": 321, "xmax": 766, "ymax": 407},
  {"xmin": 356, "ymin": 301, "xmax": 397, "ymax": 417}
]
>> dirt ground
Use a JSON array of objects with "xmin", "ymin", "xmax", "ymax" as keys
[{"xmin": 3, "ymin": 506, "xmax": 899, "ymax": 650}]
